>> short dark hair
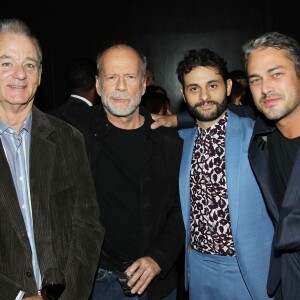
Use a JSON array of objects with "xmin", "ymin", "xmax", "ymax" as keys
[
  {"xmin": 66, "ymin": 57, "xmax": 97, "ymax": 93},
  {"xmin": 176, "ymin": 48, "xmax": 229, "ymax": 85}
]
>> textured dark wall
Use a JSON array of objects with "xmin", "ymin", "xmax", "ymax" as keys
[{"xmin": 1, "ymin": 0, "xmax": 298, "ymax": 112}]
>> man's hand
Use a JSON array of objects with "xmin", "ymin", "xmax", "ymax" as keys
[
  {"xmin": 151, "ymin": 114, "xmax": 178, "ymax": 129},
  {"xmin": 23, "ymin": 296, "xmax": 42, "ymax": 300},
  {"xmin": 126, "ymin": 256, "xmax": 161, "ymax": 295}
]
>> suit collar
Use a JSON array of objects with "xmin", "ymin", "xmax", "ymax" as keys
[
  {"xmin": 253, "ymin": 115, "xmax": 275, "ymax": 136},
  {"xmin": 31, "ymin": 105, "xmax": 55, "ymax": 138},
  {"xmin": 70, "ymin": 95, "xmax": 93, "ymax": 106}
]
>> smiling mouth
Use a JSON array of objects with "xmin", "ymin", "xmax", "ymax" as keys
[
  {"xmin": 263, "ymin": 98, "xmax": 279, "ymax": 106},
  {"xmin": 10, "ymin": 85, "xmax": 25, "ymax": 89}
]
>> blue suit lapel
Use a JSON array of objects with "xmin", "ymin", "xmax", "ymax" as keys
[
  {"xmin": 179, "ymin": 127, "xmax": 198, "ymax": 232},
  {"xmin": 225, "ymin": 111, "xmax": 242, "ymax": 237},
  {"xmin": 179, "ymin": 126, "xmax": 198, "ymax": 289}
]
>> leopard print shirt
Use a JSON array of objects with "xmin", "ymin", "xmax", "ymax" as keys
[{"xmin": 190, "ymin": 112, "xmax": 236, "ymax": 256}]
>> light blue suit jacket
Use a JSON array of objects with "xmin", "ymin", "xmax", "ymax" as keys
[{"xmin": 179, "ymin": 110, "xmax": 274, "ymax": 299}]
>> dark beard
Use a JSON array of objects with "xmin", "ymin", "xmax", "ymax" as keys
[{"xmin": 187, "ymin": 97, "xmax": 228, "ymax": 122}]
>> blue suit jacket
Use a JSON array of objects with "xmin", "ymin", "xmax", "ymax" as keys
[{"xmin": 179, "ymin": 110, "xmax": 274, "ymax": 299}]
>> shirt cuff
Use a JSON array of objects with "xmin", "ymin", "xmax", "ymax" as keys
[{"xmin": 15, "ymin": 291, "xmax": 25, "ymax": 300}]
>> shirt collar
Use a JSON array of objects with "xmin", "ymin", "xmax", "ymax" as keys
[
  {"xmin": 0, "ymin": 111, "xmax": 32, "ymax": 135},
  {"xmin": 71, "ymin": 94, "xmax": 93, "ymax": 106},
  {"xmin": 198, "ymin": 111, "xmax": 228, "ymax": 135}
]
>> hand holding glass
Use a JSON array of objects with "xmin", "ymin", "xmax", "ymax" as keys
[
  {"xmin": 40, "ymin": 268, "xmax": 66, "ymax": 300},
  {"xmin": 115, "ymin": 261, "xmax": 135, "ymax": 296}
]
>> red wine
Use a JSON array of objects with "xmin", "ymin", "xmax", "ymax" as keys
[{"xmin": 41, "ymin": 283, "xmax": 66, "ymax": 300}]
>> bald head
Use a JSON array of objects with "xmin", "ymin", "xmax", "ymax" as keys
[{"xmin": 96, "ymin": 44, "xmax": 147, "ymax": 78}]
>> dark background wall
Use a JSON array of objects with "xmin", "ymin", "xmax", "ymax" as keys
[{"xmin": 1, "ymin": 0, "xmax": 297, "ymax": 113}]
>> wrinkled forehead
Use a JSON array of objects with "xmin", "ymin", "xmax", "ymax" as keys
[
  {"xmin": 184, "ymin": 66, "xmax": 223, "ymax": 84},
  {"xmin": 101, "ymin": 46, "xmax": 143, "ymax": 74},
  {"xmin": 0, "ymin": 32, "xmax": 39, "ymax": 62},
  {"xmin": 247, "ymin": 47, "xmax": 291, "ymax": 72}
]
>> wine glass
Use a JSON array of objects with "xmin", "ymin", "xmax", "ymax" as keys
[
  {"xmin": 114, "ymin": 261, "xmax": 135, "ymax": 296},
  {"xmin": 40, "ymin": 268, "xmax": 66, "ymax": 300}
]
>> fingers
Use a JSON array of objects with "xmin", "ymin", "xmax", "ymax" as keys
[
  {"xmin": 128, "ymin": 271, "xmax": 153, "ymax": 295},
  {"xmin": 150, "ymin": 121, "xmax": 162, "ymax": 129},
  {"xmin": 150, "ymin": 113, "xmax": 160, "ymax": 120},
  {"xmin": 150, "ymin": 114, "xmax": 177, "ymax": 129},
  {"xmin": 150, "ymin": 117, "xmax": 168, "ymax": 129},
  {"xmin": 150, "ymin": 114, "xmax": 164, "ymax": 129},
  {"xmin": 126, "ymin": 257, "xmax": 161, "ymax": 295}
]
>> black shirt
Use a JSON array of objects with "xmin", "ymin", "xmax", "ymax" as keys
[
  {"xmin": 268, "ymin": 128, "xmax": 300, "ymax": 207},
  {"xmin": 98, "ymin": 122, "xmax": 146, "ymax": 270}
]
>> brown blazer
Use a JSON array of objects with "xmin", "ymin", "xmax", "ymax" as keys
[{"xmin": 0, "ymin": 105, "xmax": 104, "ymax": 300}]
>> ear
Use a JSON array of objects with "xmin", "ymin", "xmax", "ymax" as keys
[
  {"xmin": 226, "ymin": 79, "xmax": 232, "ymax": 96},
  {"xmin": 95, "ymin": 76, "xmax": 102, "ymax": 97},
  {"xmin": 38, "ymin": 67, "xmax": 42, "ymax": 86},
  {"xmin": 141, "ymin": 77, "xmax": 147, "ymax": 96},
  {"xmin": 180, "ymin": 87, "xmax": 187, "ymax": 103}
]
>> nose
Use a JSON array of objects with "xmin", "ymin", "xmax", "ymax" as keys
[
  {"xmin": 116, "ymin": 76, "xmax": 126, "ymax": 92},
  {"xmin": 12, "ymin": 65, "xmax": 26, "ymax": 80},
  {"xmin": 260, "ymin": 78, "xmax": 273, "ymax": 96},
  {"xmin": 200, "ymin": 89, "xmax": 211, "ymax": 101}
]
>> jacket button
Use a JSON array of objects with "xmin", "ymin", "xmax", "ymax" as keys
[{"xmin": 26, "ymin": 271, "xmax": 32, "ymax": 277}]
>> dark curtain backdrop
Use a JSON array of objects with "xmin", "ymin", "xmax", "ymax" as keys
[{"xmin": 1, "ymin": 0, "xmax": 297, "ymax": 113}]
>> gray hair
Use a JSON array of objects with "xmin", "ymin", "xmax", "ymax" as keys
[
  {"xmin": 96, "ymin": 44, "xmax": 147, "ymax": 78},
  {"xmin": 0, "ymin": 18, "xmax": 42, "ymax": 68},
  {"xmin": 242, "ymin": 32, "xmax": 300, "ymax": 78}
]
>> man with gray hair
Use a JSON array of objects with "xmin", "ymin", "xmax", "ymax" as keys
[
  {"xmin": 83, "ymin": 44, "xmax": 185, "ymax": 300},
  {"xmin": 243, "ymin": 31, "xmax": 300, "ymax": 300},
  {"xmin": 0, "ymin": 18, "xmax": 104, "ymax": 300}
]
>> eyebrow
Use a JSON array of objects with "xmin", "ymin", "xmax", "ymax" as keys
[
  {"xmin": 0, "ymin": 55, "xmax": 39, "ymax": 64},
  {"xmin": 185, "ymin": 79, "xmax": 220, "ymax": 87},
  {"xmin": 248, "ymin": 65, "xmax": 286, "ymax": 78},
  {"xmin": 0, "ymin": 54, "xmax": 10, "ymax": 59}
]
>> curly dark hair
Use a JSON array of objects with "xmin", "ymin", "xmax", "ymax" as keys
[{"xmin": 176, "ymin": 48, "xmax": 229, "ymax": 86}]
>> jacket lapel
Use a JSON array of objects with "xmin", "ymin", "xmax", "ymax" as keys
[
  {"xmin": 0, "ymin": 140, "xmax": 30, "ymax": 249},
  {"xmin": 278, "ymin": 146, "xmax": 300, "ymax": 223},
  {"xmin": 225, "ymin": 111, "xmax": 242, "ymax": 237},
  {"xmin": 249, "ymin": 117, "xmax": 279, "ymax": 221},
  {"xmin": 179, "ymin": 127, "xmax": 197, "ymax": 231},
  {"xmin": 29, "ymin": 106, "xmax": 58, "ymax": 272}
]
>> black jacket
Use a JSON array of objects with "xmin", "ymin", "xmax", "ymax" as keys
[
  {"xmin": 83, "ymin": 105, "xmax": 185, "ymax": 300},
  {"xmin": 0, "ymin": 106, "xmax": 104, "ymax": 300},
  {"xmin": 249, "ymin": 115, "xmax": 300, "ymax": 299}
]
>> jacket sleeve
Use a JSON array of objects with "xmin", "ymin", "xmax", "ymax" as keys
[
  {"xmin": 177, "ymin": 110, "xmax": 196, "ymax": 129},
  {"xmin": 143, "ymin": 131, "xmax": 185, "ymax": 277}
]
